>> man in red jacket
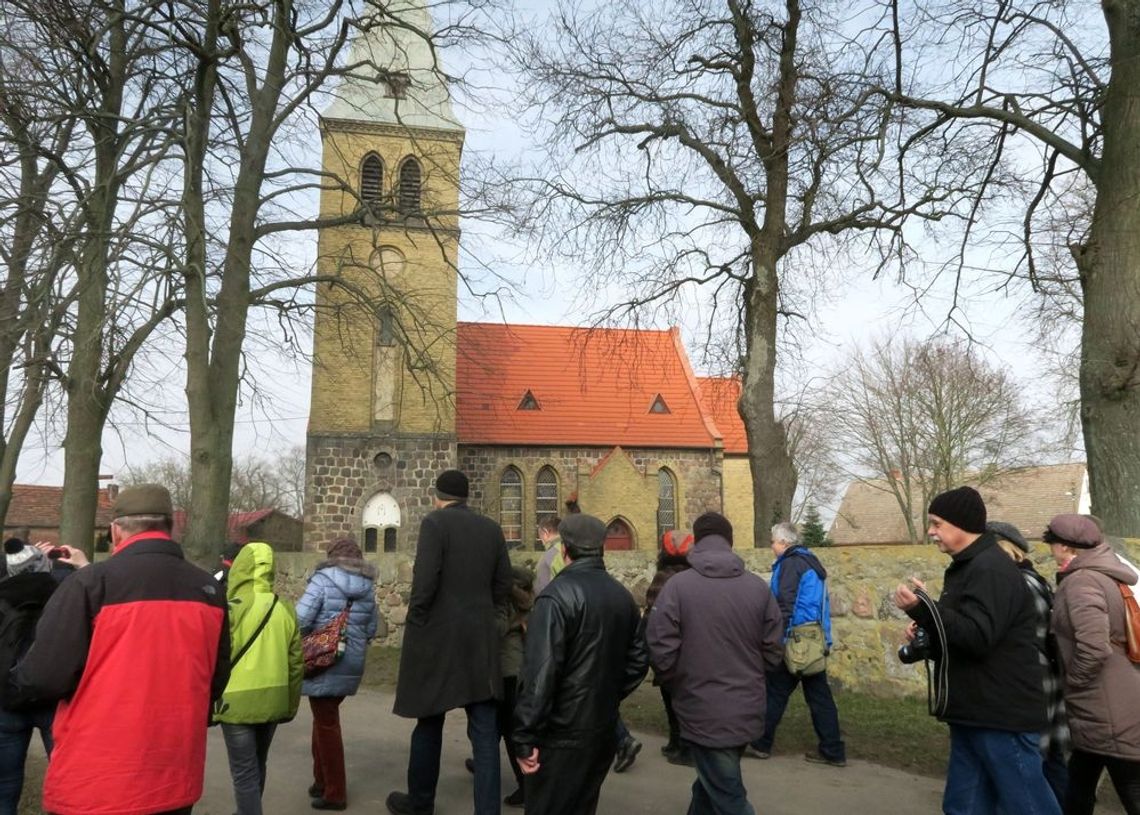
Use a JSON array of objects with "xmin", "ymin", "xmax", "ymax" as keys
[{"xmin": 15, "ymin": 484, "xmax": 230, "ymax": 815}]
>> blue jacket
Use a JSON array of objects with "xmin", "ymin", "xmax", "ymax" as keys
[
  {"xmin": 771, "ymin": 545, "xmax": 832, "ymax": 648},
  {"xmin": 296, "ymin": 559, "xmax": 379, "ymax": 698}
]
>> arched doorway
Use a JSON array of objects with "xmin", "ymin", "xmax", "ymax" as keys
[{"xmin": 605, "ymin": 517, "xmax": 634, "ymax": 551}]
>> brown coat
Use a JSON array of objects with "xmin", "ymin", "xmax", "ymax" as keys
[{"xmin": 1052, "ymin": 543, "xmax": 1140, "ymax": 759}]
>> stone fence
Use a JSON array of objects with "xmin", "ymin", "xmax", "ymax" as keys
[{"xmin": 273, "ymin": 538, "xmax": 1140, "ymax": 697}]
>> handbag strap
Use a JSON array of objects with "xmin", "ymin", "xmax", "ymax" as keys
[{"xmin": 231, "ymin": 595, "xmax": 278, "ymax": 669}]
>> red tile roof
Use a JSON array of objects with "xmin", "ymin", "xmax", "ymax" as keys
[
  {"xmin": 456, "ymin": 323, "xmax": 722, "ymax": 448},
  {"xmin": 171, "ymin": 508, "xmax": 280, "ymax": 545},
  {"xmin": 4, "ymin": 484, "xmax": 114, "ymax": 529},
  {"xmin": 698, "ymin": 376, "xmax": 748, "ymax": 454}
]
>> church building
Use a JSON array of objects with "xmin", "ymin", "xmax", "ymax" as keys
[{"xmin": 304, "ymin": 3, "xmax": 757, "ymax": 553}]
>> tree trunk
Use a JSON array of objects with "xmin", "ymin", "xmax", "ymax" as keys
[
  {"xmin": 740, "ymin": 256, "xmax": 797, "ymax": 544},
  {"xmin": 1079, "ymin": 0, "xmax": 1140, "ymax": 537}
]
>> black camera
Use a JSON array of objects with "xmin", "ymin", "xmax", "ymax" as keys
[{"xmin": 897, "ymin": 627, "xmax": 931, "ymax": 664}]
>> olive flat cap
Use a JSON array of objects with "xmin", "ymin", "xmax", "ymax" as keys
[
  {"xmin": 113, "ymin": 484, "xmax": 174, "ymax": 518},
  {"xmin": 559, "ymin": 513, "xmax": 607, "ymax": 557}
]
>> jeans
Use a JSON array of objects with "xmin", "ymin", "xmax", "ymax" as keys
[
  {"xmin": 615, "ymin": 717, "xmax": 630, "ymax": 744},
  {"xmin": 685, "ymin": 743, "xmax": 755, "ymax": 815},
  {"xmin": 408, "ymin": 699, "xmax": 499, "ymax": 815},
  {"xmin": 1065, "ymin": 748, "xmax": 1140, "ymax": 815},
  {"xmin": 310, "ymin": 696, "xmax": 347, "ymax": 804},
  {"xmin": 751, "ymin": 663, "xmax": 845, "ymax": 762},
  {"xmin": 221, "ymin": 722, "xmax": 277, "ymax": 815},
  {"xmin": 0, "ymin": 705, "xmax": 54, "ymax": 815},
  {"xmin": 943, "ymin": 725, "xmax": 1062, "ymax": 815}
]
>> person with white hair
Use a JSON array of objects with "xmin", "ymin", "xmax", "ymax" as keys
[{"xmin": 745, "ymin": 521, "xmax": 846, "ymax": 767}]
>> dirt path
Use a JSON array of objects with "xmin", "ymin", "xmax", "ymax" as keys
[{"xmin": 194, "ymin": 687, "xmax": 945, "ymax": 814}]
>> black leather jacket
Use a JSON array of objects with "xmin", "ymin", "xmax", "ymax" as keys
[{"xmin": 513, "ymin": 557, "xmax": 648, "ymax": 753}]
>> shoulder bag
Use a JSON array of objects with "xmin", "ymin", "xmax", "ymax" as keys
[
  {"xmin": 1116, "ymin": 582, "xmax": 1140, "ymax": 663},
  {"xmin": 302, "ymin": 599, "xmax": 353, "ymax": 678}
]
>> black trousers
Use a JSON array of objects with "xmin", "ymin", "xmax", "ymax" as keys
[
  {"xmin": 524, "ymin": 737, "xmax": 617, "ymax": 815},
  {"xmin": 1065, "ymin": 749, "xmax": 1140, "ymax": 815},
  {"xmin": 499, "ymin": 676, "xmax": 525, "ymax": 792}
]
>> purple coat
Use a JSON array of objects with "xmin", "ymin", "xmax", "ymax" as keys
[{"xmin": 646, "ymin": 535, "xmax": 784, "ymax": 748}]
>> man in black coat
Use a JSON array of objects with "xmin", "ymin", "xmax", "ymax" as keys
[
  {"xmin": 514, "ymin": 513, "xmax": 649, "ymax": 815},
  {"xmin": 387, "ymin": 470, "xmax": 513, "ymax": 815}
]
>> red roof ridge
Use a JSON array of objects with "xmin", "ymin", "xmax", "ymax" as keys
[
  {"xmin": 671, "ymin": 328, "xmax": 722, "ymax": 447},
  {"xmin": 590, "ymin": 446, "xmax": 639, "ymax": 478},
  {"xmin": 456, "ymin": 320, "xmax": 675, "ymax": 336}
]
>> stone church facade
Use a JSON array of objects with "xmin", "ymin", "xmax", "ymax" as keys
[{"xmin": 304, "ymin": 4, "xmax": 758, "ymax": 554}]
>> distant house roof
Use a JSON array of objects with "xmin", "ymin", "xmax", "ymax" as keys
[
  {"xmin": 171, "ymin": 508, "xmax": 288, "ymax": 545},
  {"xmin": 697, "ymin": 376, "xmax": 747, "ymax": 454},
  {"xmin": 455, "ymin": 322, "xmax": 723, "ymax": 449},
  {"xmin": 4, "ymin": 484, "xmax": 115, "ymax": 530},
  {"xmin": 830, "ymin": 462, "xmax": 1089, "ymax": 545}
]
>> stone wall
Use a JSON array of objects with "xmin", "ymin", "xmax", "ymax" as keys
[
  {"xmin": 273, "ymin": 539, "xmax": 1140, "ymax": 697},
  {"xmin": 304, "ymin": 432, "xmax": 456, "ymax": 552}
]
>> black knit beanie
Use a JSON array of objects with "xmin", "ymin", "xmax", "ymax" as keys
[
  {"xmin": 693, "ymin": 511, "xmax": 733, "ymax": 544},
  {"xmin": 434, "ymin": 469, "xmax": 469, "ymax": 501},
  {"xmin": 928, "ymin": 486, "xmax": 986, "ymax": 534}
]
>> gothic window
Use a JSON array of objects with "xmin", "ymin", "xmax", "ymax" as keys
[
  {"xmin": 360, "ymin": 153, "xmax": 383, "ymax": 206},
  {"xmin": 362, "ymin": 491, "xmax": 400, "ymax": 554},
  {"xmin": 384, "ymin": 527, "xmax": 397, "ymax": 552},
  {"xmin": 649, "ymin": 394, "xmax": 671, "ymax": 414},
  {"xmin": 657, "ymin": 468, "xmax": 677, "ymax": 544},
  {"xmin": 535, "ymin": 466, "xmax": 559, "ymax": 551},
  {"xmin": 364, "ymin": 527, "xmax": 378, "ymax": 553},
  {"xmin": 376, "ymin": 306, "xmax": 395, "ymax": 347},
  {"xmin": 398, "ymin": 157, "xmax": 422, "ymax": 214},
  {"xmin": 500, "ymin": 466, "xmax": 523, "ymax": 549}
]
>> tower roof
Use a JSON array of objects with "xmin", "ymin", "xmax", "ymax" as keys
[{"xmin": 324, "ymin": 0, "xmax": 463, "ymax": 133}]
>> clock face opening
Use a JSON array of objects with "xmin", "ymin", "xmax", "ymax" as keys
[{"xmin": 371, "ymin": 246, "xmax": 406, "ymax": 277}]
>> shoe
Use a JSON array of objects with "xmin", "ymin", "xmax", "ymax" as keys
[
  {"xmin": 386, "ymin": 790, "xmax": 434, "ymax": 815},
  {"xmin": 661, "ymin": 741, "xmax": 681, "ymax": 758},
  {"xmin": 743, "ymin": 745, "xmax": 771, "ymax": 759},
  {"xmin": 804, "ymin": 751, "xmax": 847, "ymax": 767},
  {"xmin": 464, "ymin": 757, "xmax": 475, "ymax": 774},
  {"xmin": 666, "ymin": 749, "xmax": 696, "ymax": 767},
  {"xmin": 504, "ymin": 788, "xmax": 525, "ymax": 807},
  {"xmin": 308, "ymin": 783, "xmax": 324, "ymax": 798},
  {"xmin": 311, "ymin": 799, "xmax": 347, "ymax": 811},
  {"xmin": 613, "ymin": 736, "xmax": 642, "ymax": 773}
]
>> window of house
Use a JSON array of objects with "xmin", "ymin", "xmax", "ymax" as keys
[
  {"xmin": 518, "ymin": 390, "xmax": 540, "ymax": 410},
  {"xmin": 376, "ymin": 305, "xmax": 395, "ymax": 346},
  {"xmin": 384, "ymin": 527, "xmax": 397, "ymax": 552},
  {"xmin": 500, "ymin": 466, "xmax": 523, "ymax": 549},
  {"xmin": 360, "ymin": 153, "xmax": 383, "ymax": 206},
  {"xmin": 383, "ymin": 72, "xmax": 410, "ymax": 99},
  {"xmin": 535, "ymin": 466, "xmax": 559, "ymax": 551},
  {"xmin": 364, "ymin": 527, "xmax": 378, "ymax": 553},
  {"xmin": 398, "ymin": 157, "xmax": 422, "ymax": 214},
  {"xmin": 657, "ymin": 468, "xmax": 677, "ymax": 543},
  {"xmin": 649, "ymin": 394, "xmax": 671, "ymax": 413}
]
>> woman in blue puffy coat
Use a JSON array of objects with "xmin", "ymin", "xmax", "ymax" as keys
[{"xmin": 295, "ymin": 538, "xmax": 379, "ymax": 811}]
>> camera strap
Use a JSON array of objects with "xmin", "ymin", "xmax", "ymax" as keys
[{"xmin": 914, "ymin": 588, "xmax": 949, "ymax": 718}]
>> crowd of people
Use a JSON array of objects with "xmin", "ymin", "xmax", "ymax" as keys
[{"xmin": 0, "ymin": 473, "xmax": 1138, "ymax": 815}]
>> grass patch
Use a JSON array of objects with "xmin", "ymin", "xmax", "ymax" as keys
[{"xmin": 364, "ymin": 646, "xmax": 949, "ymax": 777}]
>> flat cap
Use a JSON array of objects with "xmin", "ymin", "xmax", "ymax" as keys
[
  {"xmin": 113, "ymin": 484, "xmax": 174, "ymax": 518},
  {"xmin": 1044, "ymin": 514, "xmax": 1102, "ymax": 549},
  {"xmin": 987, "ymin": 521, "xmax": 1030, "ymax": 553},
  {"xmin": 559, "ymin": 513, "xmax": 607, "ymax": 557}
]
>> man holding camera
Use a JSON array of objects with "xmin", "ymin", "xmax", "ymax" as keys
[{"xmin": 893, "ymin": 486, "xmax": 1060, "ymax": 815}]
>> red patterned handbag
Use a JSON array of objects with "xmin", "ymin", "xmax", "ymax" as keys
[{"xmin": 302, "ymin": 600, "xmax": 353, "ymax": 678}]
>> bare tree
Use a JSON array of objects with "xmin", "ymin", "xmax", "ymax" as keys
[
  {"xmin": 492, "ymin": 0, "xmax": 973, "ymax": 533},
  {"xmin": 830, "ymin": 336, "xmax": 1040, "ymax": 543},
  {"xmin": 870, "ymin": 0, "xmax": 1140, "ymax": 534}
]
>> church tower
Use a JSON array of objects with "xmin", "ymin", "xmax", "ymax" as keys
[{"xmin": 305, "ymin": 0, "xmax": 464, "ymax": 552}]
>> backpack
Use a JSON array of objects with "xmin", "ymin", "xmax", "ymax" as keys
[{"xmin": 0, "ymin": 592, "xmax": 50, "ymax": 711}]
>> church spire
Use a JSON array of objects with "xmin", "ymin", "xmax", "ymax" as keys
[{"xmin": 324, "ymin": 0, "xmax": 463, "ymax": 133}]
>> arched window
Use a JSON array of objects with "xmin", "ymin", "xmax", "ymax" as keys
[
  {"xmin": 657, "ymin": 468, "xmax": 677, "ymax": 544},
  {"xmin": 499, "ymin": 466, "xmax": 523, "ymax": 549},
  {"xmin": 362, "ymin": 491, "xmax": 400, "ymax": 554},
  {"xmin": 535, "ymin": 466, "xmax": 559, "ymax": 551},
  {"xmin": 398, "ymin": 157, "xmax": 422, "ymax": 214},
  {"xmin": 360, "ymin": 153, "xmax": 383, "ymax": 206}
]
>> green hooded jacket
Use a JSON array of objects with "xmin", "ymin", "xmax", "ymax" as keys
[{"xmin": 213, "ymin": 542, "xmax": 302, "ymax": 725}]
